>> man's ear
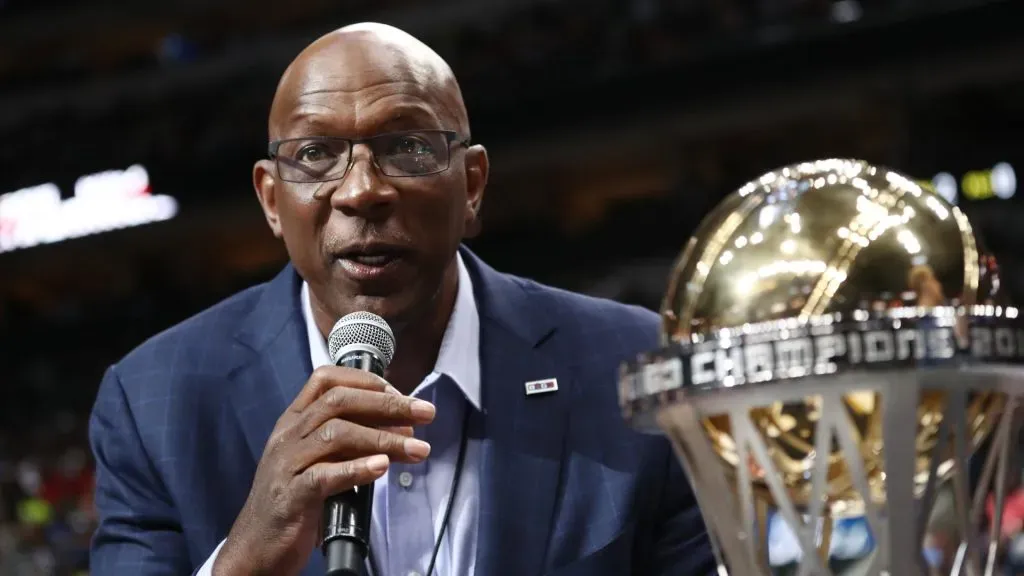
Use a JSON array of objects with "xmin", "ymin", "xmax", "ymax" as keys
[
  {"xmin": 253, "ymin": 159, "xmax": 283, "ymax": 238},
  {"xmin": 463, "ymin": 144, "xmax": 489, "ymax": 238}
]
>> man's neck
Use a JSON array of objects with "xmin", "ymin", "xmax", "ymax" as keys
[{"xmin": 311, "ymin": 257, "xmax": 461, "ymax": 396}]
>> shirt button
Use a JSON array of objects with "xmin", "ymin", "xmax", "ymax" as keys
[{"xmin": 398, "ymin": 471, "xmax": 414, "ymax": 488}]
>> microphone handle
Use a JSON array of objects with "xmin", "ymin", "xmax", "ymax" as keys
[{"xmin": 323, "ymin": 351, "xmax": 386, "ymax": 576}]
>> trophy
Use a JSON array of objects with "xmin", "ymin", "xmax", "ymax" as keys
[{"xmin": 619, "ymin": 159, "xmax": 1023, "ymax": 575}]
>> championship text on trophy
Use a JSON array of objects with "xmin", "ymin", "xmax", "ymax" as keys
[{"xmin": 619, "ymin": 159, "xmax": 1023, "ymax": 575}]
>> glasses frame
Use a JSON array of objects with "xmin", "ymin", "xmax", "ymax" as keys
[{"xmin": 267, "ymin": 129, "xmax": 472, "ymax": 183}]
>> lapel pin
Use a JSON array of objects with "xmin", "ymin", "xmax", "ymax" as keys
[{"xmin": 524, "ymin": 378, "xmax": 558, "ymax": 396}]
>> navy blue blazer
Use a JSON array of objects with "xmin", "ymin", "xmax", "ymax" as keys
[{"xmin": 88, "ymin": 248, "xmax": 715, "ymax": 575}]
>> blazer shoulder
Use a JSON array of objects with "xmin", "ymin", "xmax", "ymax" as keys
[
  {"xmin": 111, "ymin": 282, "xmax": 267, "ymax": 389},
  {"xmin": 515, "ymin": 276, "xmax": 662, "ymax": 355}
]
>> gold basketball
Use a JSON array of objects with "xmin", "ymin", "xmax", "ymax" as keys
[{"xmin": 659, "ymin": 159, "xmax": 1005, "ymax": 516}]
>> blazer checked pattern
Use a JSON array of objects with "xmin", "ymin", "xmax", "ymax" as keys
[{"xmin": 88, "ymin": 247, "xmax": 716, "ymax": 576}]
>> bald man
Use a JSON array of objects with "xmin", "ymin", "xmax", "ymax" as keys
[{"xmin": 88, "ymin": 24, "xmax": 714, "ymax": 576}]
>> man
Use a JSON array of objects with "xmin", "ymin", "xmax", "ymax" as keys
[{"xmin": 88, "ymin": 23, "xmax": 714, "ymax": 576}]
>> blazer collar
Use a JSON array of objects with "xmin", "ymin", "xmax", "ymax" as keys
[
  {"xmin": 458, "ymin": 245, "xmax": 557, "ymax": 350},
  {"xmin": 233, "ymin": 262, "xmax": 308, "ymax": 359},
  {"xmin": 229, "ymin": 263, "xmax": 313, "ymax": 463},
  {"xmin": 228, "ymin": 248, "xmax": 563, "ymax": 403}
]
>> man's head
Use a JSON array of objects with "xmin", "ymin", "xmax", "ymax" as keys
[
  {"xmin": 908, "ymin": 264, "xmax": 944, "ymax": 307},
  {"xmin": 254, "ymin": 23, "xmax": 488, "ymax": 331}
]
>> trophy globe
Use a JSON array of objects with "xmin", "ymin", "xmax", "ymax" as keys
[{"xmin": 619, "ymin": 159, "xmax": 1024, "ymax": 575}]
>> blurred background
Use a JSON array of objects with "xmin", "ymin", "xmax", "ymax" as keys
[{"xmin": 1, "ymin": 0, "xmax": 1023, "ymax": 573}]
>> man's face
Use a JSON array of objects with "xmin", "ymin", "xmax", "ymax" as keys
[
  {"xmin": 254, "ymin": 34, "xmax": 487, "ymax": 328},
  {"xmin": 920, "ymin": 274, "xmax": 944, "ymax": 304}
]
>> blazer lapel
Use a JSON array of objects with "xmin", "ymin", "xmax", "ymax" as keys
[
  {"xmin": 229, "ymin": 264, "xmax": 314, "ymax": 468},
  {"xmin": 463, "ymin": 248, "xmax": 571, "ymax": 576},
  {"xmin": 228, "ymin": 265, "xmax": 326, "ymax": 576}
]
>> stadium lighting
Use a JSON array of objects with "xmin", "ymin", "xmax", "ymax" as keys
[{"xmin": 0, "ymin": 164, "xmax": 178, "ymax": 253}]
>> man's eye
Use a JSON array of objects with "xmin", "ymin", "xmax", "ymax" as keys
[
  {"xmin": 297, "ymin": 144, "xmax": 333, "ymax": 163},
  {"xmin": 387, "ymin": 136, "xmax": 433, "ymax": 156}
]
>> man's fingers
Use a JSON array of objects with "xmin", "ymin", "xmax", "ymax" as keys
[
  {"xmin": 293, "ymin": 419, "xmax": 430, "ymax": 471},
  {"xmin": 296, "ymin": 386, "xmax": 434, "ymax": 437},
  {"xmin": 380, "ymin": 426, "xmax": 415, "ymax": 437},
  {"xmin": 287, "ymin": 366, "xmax": 389, "ymax": 413},
  {"xmin": 301, "ymin": 455, "xmax": 391, "ymax": 502}
]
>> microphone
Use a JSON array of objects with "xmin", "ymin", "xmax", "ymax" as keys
[{"xmin": 323, "ymin": 311, "xmax": 396, "ymax": 576}]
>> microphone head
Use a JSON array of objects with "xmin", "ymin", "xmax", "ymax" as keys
[{"xmin": 328, "ymin": 311, "xmax": 396, "ymax": 368}]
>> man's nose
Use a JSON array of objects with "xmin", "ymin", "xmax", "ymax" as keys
[{"xmin": 330, "ymin": 144, "xmax": 398, "ymax": 220}]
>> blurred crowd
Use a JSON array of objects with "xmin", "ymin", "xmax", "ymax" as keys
[
  {"xmin": 2, "ymin": 0, "xmax": 898, "ymax": 92},
  {"xmin": 1, "ymin": 0, "xmax": 941, "ymax": 193},
  {"xmin": 0, "ymin": 418, "xmax": 93, "ymax": 576},
  {"xmin": 0, "ymin": 265, "xmax": 273, "ymax": 575}
]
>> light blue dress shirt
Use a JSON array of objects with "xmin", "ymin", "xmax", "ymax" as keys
[{"xmin": 198, "ymin": 253, "xmax": 481, "ymax": 576}]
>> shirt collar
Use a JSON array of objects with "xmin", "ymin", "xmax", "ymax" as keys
[{"xmin": 301, "ymin": 252, "xmax": 481, "ymax": 410}]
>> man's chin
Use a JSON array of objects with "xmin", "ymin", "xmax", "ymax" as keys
[
  {"xmin": 320, "ymin": 257, "xmax": 451, "ymax": 333},
  {"xmin": 327, "ymin": 288, "xmax": 420, "ymax": 332}
]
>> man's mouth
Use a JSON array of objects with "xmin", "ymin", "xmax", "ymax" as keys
[
  {"xmin": 335, "ymin": 244, "xmax": 411, "ymax": 280},
  {"xmin": 346, "ymin": 252, "xmax": 399, "ymax": 266}
]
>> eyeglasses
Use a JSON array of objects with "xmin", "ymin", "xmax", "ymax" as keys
[{"xmin": 268, "ymin": 129, "xmax": 471, "ymax": 183}]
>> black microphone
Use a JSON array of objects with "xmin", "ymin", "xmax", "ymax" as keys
[{"xmin": 323, "ymin": 311, "xmax": 396, "ymax": 576}]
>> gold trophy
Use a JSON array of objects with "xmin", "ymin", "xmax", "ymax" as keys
[{"xmin": 619, "ymin": 159, "xmax": 1023, "ymax": 575}]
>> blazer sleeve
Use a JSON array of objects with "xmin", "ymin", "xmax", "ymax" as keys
[
  {"xmin": 649, "ymin": 440, "xmax": 719, "ymax": 576},
  {"xmin": 89, "ymin": 365, "xmax": 192, "ymax": 575}
]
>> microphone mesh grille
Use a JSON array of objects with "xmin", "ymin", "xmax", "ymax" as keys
[{"xmin": 328, "ymin": 311, "xmax": 396, "ymax": 367}]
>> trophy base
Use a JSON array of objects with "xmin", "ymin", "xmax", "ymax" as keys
[
  {"xmin": 769, "ymin": 556, "xmax": 874, "ymax": 576},
  {"xmin": 646, "ymin": 366, "xmax": 1022, "ymax": 576}
]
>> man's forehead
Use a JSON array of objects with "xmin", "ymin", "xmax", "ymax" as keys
[
  {"xmin": 270, "ymin": 25, "xmax": 462, "ymax": 136},
  {"xmin": 289, "ymin": 38, "xmax": 445, "ymax": 93}
]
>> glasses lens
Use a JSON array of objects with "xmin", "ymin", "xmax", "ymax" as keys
[
  {"xmin": 276, "ymin": 138, "xmax": 351, "ymax": 182},
  {"xmin": 373, "ymin": 132, "xmax": 449, "ymax": 177}
]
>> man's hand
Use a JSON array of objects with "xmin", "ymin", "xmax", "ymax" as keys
[{"xmin": 213, "ymin": 366, "xmax": 436, "ymax": 576}]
